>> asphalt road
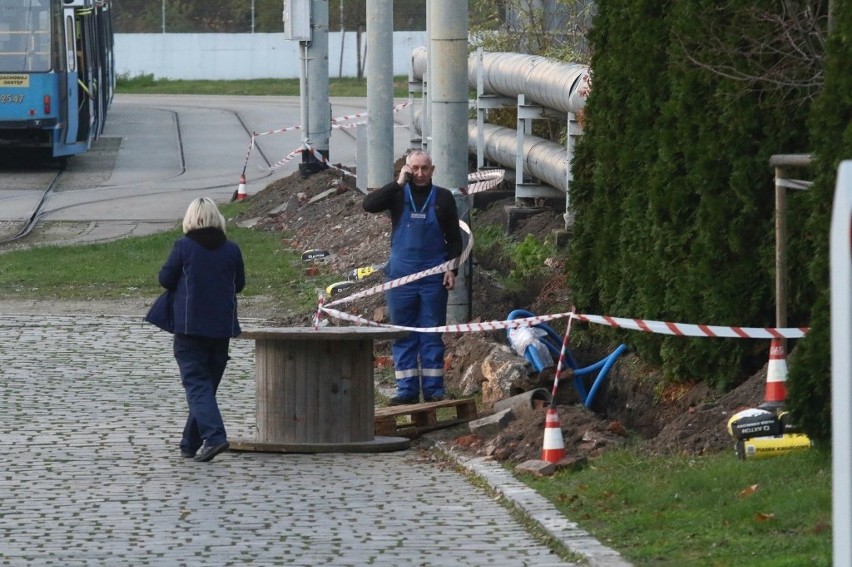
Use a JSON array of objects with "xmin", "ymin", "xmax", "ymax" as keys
[{"xmin": 0, "ymin": 94, "xmax": 413, "ymax": 245}]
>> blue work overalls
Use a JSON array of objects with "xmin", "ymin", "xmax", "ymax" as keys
[{"xmin": 386, "ymin": 184, "xmax": 448, "ymax": 402}]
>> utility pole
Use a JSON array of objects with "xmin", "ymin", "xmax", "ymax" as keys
[
  {"xmin": 429, "ymin": 0, "xmax": 470, "ymax": 323},
  {"xmin": 365, "ymin": 0, "xmax": 394, "ymax": 190},
  {"xmin": 298, "ymin": 0, "xmax": 331, "ymax": 176}
]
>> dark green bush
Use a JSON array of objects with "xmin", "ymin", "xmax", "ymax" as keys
[{"xmin": 569, "ymin": 0, "xmax": 816, "ymax": 393}]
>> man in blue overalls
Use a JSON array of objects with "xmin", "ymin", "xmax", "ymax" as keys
[{"xmin": 363, "ymin": 150, "xmax": 463, "ymax": 405}]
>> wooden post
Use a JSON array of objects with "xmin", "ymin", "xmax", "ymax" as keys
[{"xmin": 769, "ymin": 153, "xmax": 812, "ymax": 347}]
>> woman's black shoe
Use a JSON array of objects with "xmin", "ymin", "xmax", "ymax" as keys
[{"xmin": 194, "ymin": 441, "xmax": 230, "ymax": 462}]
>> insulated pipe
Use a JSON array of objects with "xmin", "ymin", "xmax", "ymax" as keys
[
  {"xmin": 469, "ymin": 122, "xmax": 569, "ymax": 193},
  {"xmin": 366, "ymin": 0, "xmax": 394, "ymax": 189},
  {"xmin": 412, "ymin": 48, "xmax": 588, "ymax": 195},
  {"xmin": 472, "ymin": 51, "xmax": 589, "ymax": 115},
  {"xmin": 412, "ymin": 111, "xmax": 569, "ymax": 194},
  {"xmin": 412, "ymin": 48, "xmax": 590, "ymax": 115}
]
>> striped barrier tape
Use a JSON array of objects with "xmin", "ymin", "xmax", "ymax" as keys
[
  {"xmin": 254, "ymin": 124, "xmax": 302, "ymax": 138},
  {"xmin": 330, "ymin": 101, "xmax": 410, "ymax": 125},
  {"xmin": 466, "ymin": 169, "xmax": 505, "ymax": 194},
  {"xmin": 318, "ymin": 305, "xmax": 809, "ymax": 339},
  {"xmin": 297, "ymin": 162, "xmax": 803, "ymax": 341},
  {"xmin": 571, "ymin": 314, "xmax": 809, "ymax": 339},
  {"xmin": 268, "ymin": 146, "xmax": 305, "ymax": 171},
  {"xmin": 319, "ymin": 171, "xmax": 503, "ymax": 312},
  {"xmin": 240, "ymin": 135, "xmax": 256, "ymax": 177},
  {"xmin": 242, "ymin": 102, "xmax": 411, "ymax": 175},
  {"xmin": 332, "ymin": 122, "xmax": 411, "ymax": 130},
  {"xmin": 303, "ymin": 144, "xmax": 357, "ymax": 179},
  {"xmin": 323, "ymin": 220, "xmax": 474, "ymax": 309}
]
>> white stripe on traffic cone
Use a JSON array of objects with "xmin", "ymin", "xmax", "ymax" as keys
[
  {"xmin": 236, "ymin": 175, "xmax": 247, "ymax": 201},
  {"xmin": 759, "ymin": 338, "xmax": 788, "ymax": 411},
  {"xmin": 541, "ymin": 407, "xmax": 566, "ymax": 463}
]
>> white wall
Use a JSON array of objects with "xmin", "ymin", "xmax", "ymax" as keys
[{"xmin": 114, "ymin": 32, "xmax": 427, "ymax": 80}]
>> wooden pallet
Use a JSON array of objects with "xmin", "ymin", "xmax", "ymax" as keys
[{"xmin": 375, "ymin": 398, "xmax": 478, "ymax": 438}]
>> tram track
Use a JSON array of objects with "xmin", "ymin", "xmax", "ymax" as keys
[
  {"xmin": 0, "ymin": 166, "xmax": 65, "ymax": 245},
  {"xmin": 0, "ymin": 100, "xmax": 277, "ymax": 249}
]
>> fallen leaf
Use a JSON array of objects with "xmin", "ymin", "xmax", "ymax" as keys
[
  {"xmin": 737, "ymin": 484, "xmax": 760, "ymax": 498},
  {"xmin": 755, "ymin": 512, "xmax": 775, "ymax": 522}
]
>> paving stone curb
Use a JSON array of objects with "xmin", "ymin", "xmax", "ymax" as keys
[{"xmin": 432, "ymin": 441, "xmax": 634, "ymax": 567}]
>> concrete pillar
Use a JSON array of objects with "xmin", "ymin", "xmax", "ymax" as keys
[
  {"xmin": 429, "ymin": 0, "xmax": 470, "ymax": 323},
  {"xmin": 300, "ymin": 0, "xmax": 331, "ymax": 176},
  {"xmin": 365, "ymin": 0, "xmax": 394, "ymax": 190}
]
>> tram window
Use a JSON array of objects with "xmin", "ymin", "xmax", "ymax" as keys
[
  {"xmin": 51, "ymin": 3, "xmax": 64, "ymax": 71},
  {"xmin": 65, "ymin": 15, "xmax": 75, "ymax": 72},
  {"xmin": 0, "ymin": 1, "xmax": 51, "ymax": 72}
]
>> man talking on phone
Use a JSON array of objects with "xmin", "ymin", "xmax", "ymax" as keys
[{"xmin": 363, "ymin": 150, "xmax": 463, "ymax": 405}]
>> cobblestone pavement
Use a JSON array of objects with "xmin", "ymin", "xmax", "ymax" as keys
[{"xmin": 0, "ymin": 314, "xmax": 628, "ymax": 566}]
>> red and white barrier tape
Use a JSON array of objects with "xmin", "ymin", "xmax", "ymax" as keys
[
  {"xmin": 318, "ymin": 306, "xmax": 809, "ymax": 338},
  {"xmin": 300, "ymin": 164, "xmax": 803, "ymax": 341},
  {"xmin": 332, "ymin": 122, "xmax": 410, "ymax": 130},
  {"xmin": 240, "ymin": 135, "xmax": 256, "ymax": 177},
  {"xmin": 255, "ymin": 124, "xmax": 302, "ymax": 138},
  {"xmin": 466, "ymin": 170, "xmax": 505, "ymax": 194},
  {"xmin": 320, "ymin": 172, "xmax": 502, "ymax": 308},
  {"xmin": 572, "ymin": 314, "xmax": 809, "ymax": 339},
  {"xmin": 303, "ymin": 144, "xmax": 357, "ymax": 178},
  {"xmin": 330, "ymin": 101, "xmax": 410, "ymax": 125},
  {"xmin": 324, "ymin": 220, "xmax": 473, "ymax": 308},
  {"xmin": 268, "ymin": 146, "xmax": 305, "ymax": 171}
]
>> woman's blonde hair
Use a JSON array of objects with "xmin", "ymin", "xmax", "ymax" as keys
[{"xmin": 182, "ymin": 197, "xmax": 226, "ymax": 234}]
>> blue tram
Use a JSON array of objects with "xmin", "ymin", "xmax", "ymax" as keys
[{"xmin": 0, "ymin": 0, "xmax": 114, "ymax": 158}]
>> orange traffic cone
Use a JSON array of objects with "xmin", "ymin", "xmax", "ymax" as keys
[
  {"xmin": 541, "ymin": 407, "xmax": 566, "ymax": 463},
  {"xmin": 759, "ymin": 338, "xmax": 788, "ymax": 412},
  {"xmin": 236, "ymin": 175, "xmax": 247, "ymax": 201}
]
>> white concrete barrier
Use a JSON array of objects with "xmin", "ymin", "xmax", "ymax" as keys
[{"xmin": 114, "ymin": 32, "xmax": 427, "ymax": 80}]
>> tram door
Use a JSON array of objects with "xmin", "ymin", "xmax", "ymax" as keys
[
  {"xmin": 62, "ymin": 5, "xmax": 95, "ymax": 146},
  {"xmin": 61, "ymin": 7, "xmax": 80, "ymax": 146}
]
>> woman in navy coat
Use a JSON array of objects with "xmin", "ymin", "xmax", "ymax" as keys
[{"xmin": 158, "ymin": 197, "xmax": 245, "ymax": 462}]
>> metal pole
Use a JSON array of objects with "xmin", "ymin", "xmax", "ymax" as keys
[
  {"xmin": 162, "ymin": 0, "xmax": 165, "ymax": 33},
  {"xmin": 423, "ymin": 0, "xmax": 431, "ymax": 151},
  {"xmin": 252, "ymin": 0, "xmax": 256, "ymax": 33},
  {"xmin": 338, "ymin": 0, "xmax": 344, "ymax": 77},
  {"xmin": 775, "ymin": 166, "xmax": 787, "ymax": 334},
  {"xmin": 430, "ymin": 0, "xmax": 470, "ymax": 323},
  {"xmin": 365, "ymin": 0, "xmax": 393, "ymax": 190}
]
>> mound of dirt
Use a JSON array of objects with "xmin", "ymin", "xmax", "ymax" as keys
[{"xmin": 235, "ymin": 166, "xmax": 769, "ymax": 463}]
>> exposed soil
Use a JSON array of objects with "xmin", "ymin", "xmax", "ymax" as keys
[{"xmin": 233, "ymin": 164, "xmax": 772, "ymax": 464}]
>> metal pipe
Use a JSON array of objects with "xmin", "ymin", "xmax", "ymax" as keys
[
  {"xmin": 412, "ymin": 48, "xmax": 588, "ymax": 195},
  {"xmin": 366, "ymin": 0, "xmax": 393, "ymax": 189},
  {"xmin": 412, "ymin": 111, "xmax": 569, "ymax": 193},
  {"xmin": 412, "ymin": 48, "xmax": 590, "ymax": 115},
  {"xmin": 470, "ymin": 122, "xmax": 569, "ymax": 192}
]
